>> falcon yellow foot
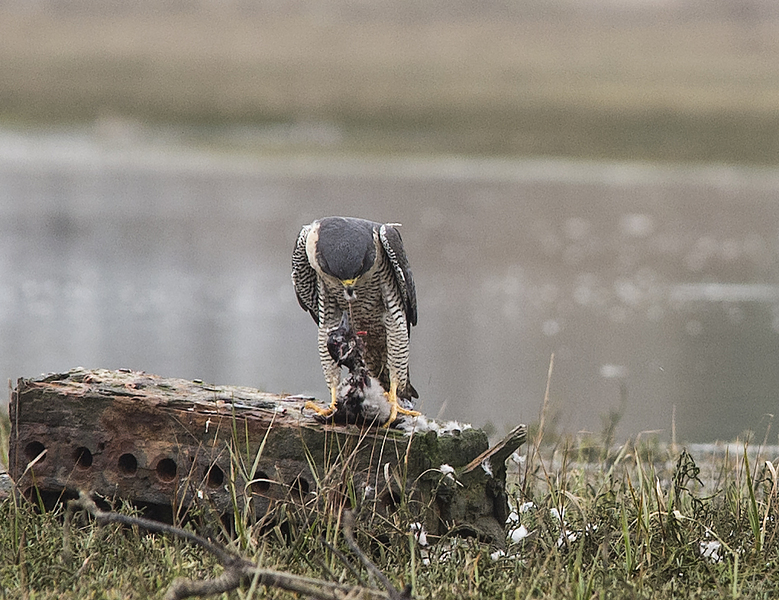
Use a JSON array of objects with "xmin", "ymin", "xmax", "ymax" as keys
[
  {"xmin": 382, "ymin": 382, "xmax": 420, "ymax": 428},
  {"xmin": 304, "ymin": 386, "xmax": 338, "ymax": 418}
]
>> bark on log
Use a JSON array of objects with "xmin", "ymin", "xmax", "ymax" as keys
[{"xmin": 9, "ymin": 368, "xmax": 525, "ymax": 545}]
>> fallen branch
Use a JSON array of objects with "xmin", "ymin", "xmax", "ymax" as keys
[
  {"xmin": 462, "ymin": 423, "xmax": 527, "ymax": 475},
  {"xmin": 63, "ymin": 491, "xmax": 410, "ymax": 600}
]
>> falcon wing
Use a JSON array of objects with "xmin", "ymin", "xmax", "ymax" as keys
[
  {"xmin": 291, "ymin": 224, "xmax": 319, "ymax": 324},
  {"xmin": 379, "ymin": 223, "xmax": 418, "ymax": 330}
]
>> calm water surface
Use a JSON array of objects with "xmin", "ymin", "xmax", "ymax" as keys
[{"xmin": 1, "ymin": 128, "xmax": 778, "ymax": 443}]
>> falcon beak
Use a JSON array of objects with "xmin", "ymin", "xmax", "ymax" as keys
[{"xmin": 342, "ymin": 278, "xmax": 358, "ymax": 301}]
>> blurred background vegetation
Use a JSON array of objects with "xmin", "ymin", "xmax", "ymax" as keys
[{"xmin": 2, "ymin": 0, "xmax": 778, "ymax": 163}]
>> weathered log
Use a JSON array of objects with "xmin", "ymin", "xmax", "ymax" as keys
[{"xmin": 9, "ymin": 368, "xmax": 525, "ymax": 545}]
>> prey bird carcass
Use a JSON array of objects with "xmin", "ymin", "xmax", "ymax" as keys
[{"xmin": 309, "ymin": 312, "xmax": 412, "ymax": 426}]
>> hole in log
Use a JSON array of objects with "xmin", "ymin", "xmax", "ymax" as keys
[
  {"xmin": 289, "ymin": 475, "xmax": 310, "ymax": 499},
  {"xmin": 73, "ymin": 447, "xmax": 93, "ymax": 469},
  {"xmin": 379, "ymin": 489, "xmax": 401, "ymax": 513},
  {"xmin": 118, "ymin": 453, "xmax": 138, "ymax": 476},
  {"xmin": 24, "ymin": 486, "xmax": 76, "ymax": 510},
  {"xmin": 250, "ymin": 471, "xmax": 270, "ymax": 495},
  {"xmin": 206, "ymin": 464, "xmax": 224, "ymax": 488},
  {"xmin": 24, "ymin": 441, "xmax": 46, "ymax": 463},
  {"xmin": 156, "ymin": 458, "xmax": 178, "ymax": 482}
]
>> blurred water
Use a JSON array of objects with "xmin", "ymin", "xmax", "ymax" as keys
[{"xmin": 1, "ymin": 128, "xmax": 778, "ymax": 443}]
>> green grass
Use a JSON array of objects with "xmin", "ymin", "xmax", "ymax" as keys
[{"xmin": 2, "ymin": 428, "xmax": 778, "ymax": 599}]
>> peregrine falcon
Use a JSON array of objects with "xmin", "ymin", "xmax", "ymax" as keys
[{"xmin": 292, "ymin": 216, "xmax": 419, "ymax": 426}]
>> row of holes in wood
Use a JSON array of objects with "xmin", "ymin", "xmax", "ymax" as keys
[{"xmin": 22, "ymin": 439, "xmax": 311, "ymax": 496}]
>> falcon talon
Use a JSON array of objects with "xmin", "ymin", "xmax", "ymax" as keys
[
  {"xmin": 303, "ymin": 400, "xmax": 337, "ymax": 418},
  {"xmin": 396, "ymin": 407, "xmax": 421, "ymax": 417}
]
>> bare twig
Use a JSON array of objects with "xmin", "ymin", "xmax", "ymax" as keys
[{"xmin": 63, "ymin": 491, "xmax": 408, "ymax": 600}]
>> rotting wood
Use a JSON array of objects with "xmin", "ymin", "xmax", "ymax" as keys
[{"xmin": 9, "ymin": 368, "xmax": 526, "ymax": 545}]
